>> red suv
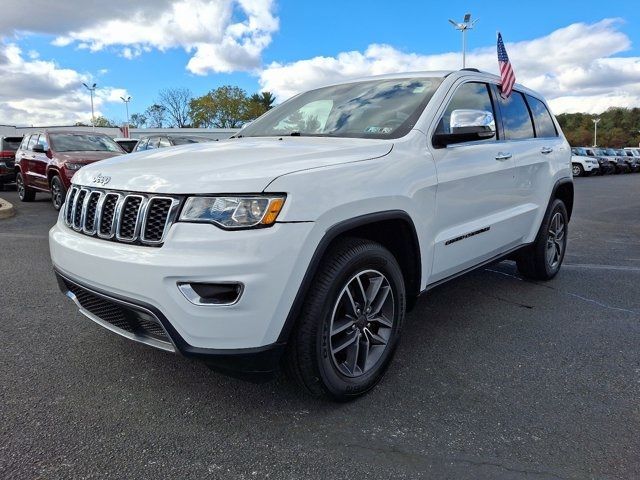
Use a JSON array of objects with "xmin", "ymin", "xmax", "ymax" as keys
[{"xmin": 15, "ymin": 131, "xmax": 124, "ymax": 210}]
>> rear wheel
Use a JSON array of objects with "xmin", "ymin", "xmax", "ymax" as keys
[
  {"xmin": 285, "ymin": 238, "xmax": 405, "ymax": 401},
  {"xmin": 16, "ymin": 173, "xmax": 35, "ymax": 202},
  {"xmin": 516, "ymin": 199, "xmax": 568, "ymax": 281},
  {"xmin": 50, "ymin": 175, "xmax": 66, "ymax": 211}
]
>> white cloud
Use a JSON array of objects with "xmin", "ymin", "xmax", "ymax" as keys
[
  {"xmin": 1, "ymin": 0, "xmax": 278, "ymax": 74},
  {"xmin": 259, "ymin": 19, "xmax": 640, "ymax": 114},
  {"xmin": 0, "ymin": 44, "xmax": 128, "ymax": 125}
]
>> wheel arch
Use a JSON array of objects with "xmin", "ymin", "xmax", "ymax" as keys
[
  {"xmin": 47, "ymin": 167, "xmax": 62, "ymax": 185},
  {"xmin": 552, "ymin": 178, "xmax": 574, "ymax": 221},
  {"xmin": 277, "ymin": 210, "xmax": 422, "ymax": 344}
]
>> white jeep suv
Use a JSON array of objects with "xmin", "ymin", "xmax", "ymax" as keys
[{"xmin": 50, "ymin": 70, "xmax": 573, "ymax": 400}]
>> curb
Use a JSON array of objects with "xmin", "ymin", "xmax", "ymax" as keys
[{"xmin": 0, "ymin": 196, "xmax": 16, "ymax": 219}]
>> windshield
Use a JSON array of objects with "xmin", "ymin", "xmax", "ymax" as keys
[
  {"xmin": 238, "ymin": 77, "xmax": 443, "ymax": 140},
  {"xmin": 50, "ymin": 134, "xmax": 123, "ymax": 153},
  {"xmin": 604, "ymin": 148, "xmax": 617, "ymax": 155}
]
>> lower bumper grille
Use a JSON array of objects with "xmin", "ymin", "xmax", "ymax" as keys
[{"xmin": 58, "ymin": 273, "xmax": 175, "ymax": 352}]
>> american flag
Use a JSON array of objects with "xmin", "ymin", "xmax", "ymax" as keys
[{"xmin": 497, "ymin": 32, "xmax": 515, "ymax": 98}]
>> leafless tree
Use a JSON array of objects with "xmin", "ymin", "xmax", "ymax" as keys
[{"xmin": 158, "ymin": 87, "xmax": 193, "ymax": 127}]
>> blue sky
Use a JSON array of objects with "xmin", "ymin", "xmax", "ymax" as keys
[{"xmin": 1, "ymin": 0, "xmax": 639, "ymax": 125}]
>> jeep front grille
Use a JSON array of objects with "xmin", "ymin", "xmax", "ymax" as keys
[{"xmin": 63, "ymin": 186, "xmax": 181, "ymax": 246}]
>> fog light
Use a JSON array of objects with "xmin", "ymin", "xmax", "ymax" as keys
[{"xmin": 178, "ymin": 282, "xmax": 243, "ymax": 305}]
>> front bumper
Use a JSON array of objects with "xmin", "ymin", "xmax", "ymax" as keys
[
  {"xmin": 49, "ymin": 215, "xmax": 315, "ymax": 354},
  {"xmin": 0, "ymin": 170, "xmax": 15, "ymax": 184},
  {"xmin": 55, "ymin": 270, "xmax": 287, "ymax": 376}
]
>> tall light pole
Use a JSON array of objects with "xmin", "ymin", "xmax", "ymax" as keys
[
  {"xmin": 449, "ymin": 13, "xmax": 479, "ymax": 68},
  {"xmin": 82, "ymin": 82, "xmax": 97, "ymax": 129},
  {"xmin": 120, "ymin": 96, "xmax": 131, "ymax": 132},
  {"xmin": 592, "ymin": 118, "xmax": 601, "ymax": 147}
]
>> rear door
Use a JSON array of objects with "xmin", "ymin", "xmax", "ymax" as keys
[
  {"xmin": 30, "ymin": 134, "xmax": 50, "ymax": 189},
  {"xmin": 493, "ymin": 89, "xmax": 563, "ymax": 242},
  {"xmin": 429, "ymin": 81, "xmax": 520, "ymax": 282},
  {"xmin": 21, "ymin": 134, "xmax": 39, "ymax": 187}
]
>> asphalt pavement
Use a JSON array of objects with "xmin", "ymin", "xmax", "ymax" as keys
[{"xmin": 1, "ymin": 174, "xmax": 639, "ymax": 479}]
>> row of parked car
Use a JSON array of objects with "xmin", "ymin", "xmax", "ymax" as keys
[
  {"xmin": 0, "ymin": 131, "xmax": 215, "ymax": 209},
  {"xmin": 571, "ymin": 146, "xmax": 640, "ymax": 176}
]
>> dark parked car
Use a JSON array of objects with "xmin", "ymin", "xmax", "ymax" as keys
[
  {"xmin": 619, "ymin": 149, "xmax": 640, "ymax": 172},
  {"xmin": 114, "ymin": 137, "xmax": 138, "ymax": 153},
  {"xmin": 598, "ymin": 148, "xmax": 629, "ymax": 174},
  {"xmin": 582, "ymin": 147, "xmax": 615, "ymax": 174},
  {"xmin": 0, "ymin": 136, "xmax": 23, "ymax": 190},
  {"xmin": 133, "ymin": 134, "xmax": 214, "ymax": 152},
  {"xmin": 15, "ymin": 131, "xmax": 125, "ymax": 210}
]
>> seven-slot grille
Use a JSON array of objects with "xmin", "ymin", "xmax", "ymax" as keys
[{"xmin": 63, "ymin": 186, "xmax": 180, "ymax": 246}]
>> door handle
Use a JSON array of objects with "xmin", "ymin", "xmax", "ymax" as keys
[
  {"xmin": 495, "ymin": 152, "xmax": 512, "ymax": 161},
  {"xmin": 541, "ymin": 147, "xmax": 553, "ymax": 154}
]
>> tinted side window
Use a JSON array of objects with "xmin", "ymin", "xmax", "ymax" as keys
[
  {"xmin": 159, "ymin": 137, "xmax": 171, "ymax": 148},
  {"xmin": 135, "ymin": 138, "xmax": 149, "ymax": 151},
  {"xmin": 19, "ymin": 135, "xmax": 30, "ymax": 150},
  {"xmin": 37, "ymin": 134, "xmax": 49, "ymax": 150},
  {"xmin": 146, "ymin": 137, "xmax": 160, "ymax": 150},
  {"xmin": 526, "ymin": 95, "xmax": 557, "ymax": 138},
  {"xmin": 27, "ymin": 134, "xmax": 38, "ymax": 150},
  {"xmin": 497, "ymin": 92, "xmax": 534, "ymax": 140},
  {"xmin": 436, "ymin": 82, "xmax": 496, "ymax": 142}
]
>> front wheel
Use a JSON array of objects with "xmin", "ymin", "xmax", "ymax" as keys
[
  {"xmin": 16, "ymin": 172, "xmax": 36, "ymax": 202},
  {"xmin": 50, "ymin": 175, "xmax": 66, "ymax": 211},
  {"xmin": 571, "ymin": 163, "xmax": 584, "ymax": 177},
  {"xmin": 516, "ymin": 198, "xmax": 568, "ymax": 280},
  {"xmin": 286, "ymin": 238, "xmax": 405, "ymax": 401}
]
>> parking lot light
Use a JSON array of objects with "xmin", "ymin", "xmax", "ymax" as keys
[
  {"xmin": 592, "ymin": 118, "xmax": 600, "ymax": 147},
  {"xmin": 82, "ymin": 82, "xmax": 97, "ymax": 130},
  {"xmin": 120, "ymin": 96, "xmax": 132, "ymax": 137}
]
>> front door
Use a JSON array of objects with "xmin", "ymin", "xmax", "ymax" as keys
[{"xmin": 429, "ymin": 81, "xmax": 521, "ymax": 283}]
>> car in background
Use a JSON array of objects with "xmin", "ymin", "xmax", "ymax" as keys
[
  {"xmin": 113, "ymin": 137, "xmax": 138, "ymax": 153},
  {"xmin": 0, "ymin": 136, "xmax": 23, "ymax": 190},
  {"xmin": 14, "ymin": 131, "xmax": 125, "ymax": 210},
  {"xmin": 582, "ymin": 147, "xmax": 615, "ymax": 174},
  {"xmin": 620, "ymin": 149, "xmax": 640, "ymax": 172},
  {"xmin": 598, "ymin": 148, "xmax": 629, "ymax": 174},
  {"xmin": 133, "ymin": 134, "xmax": 215, "ymax": 152},
  {"xmin": 570, "ymin": 147, "xmax": 600, "ymax": 176}
]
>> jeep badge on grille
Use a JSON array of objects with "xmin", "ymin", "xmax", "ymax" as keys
[{"xmin": 92, "ymin": 173, "xmax": 111, "ymax": 186}]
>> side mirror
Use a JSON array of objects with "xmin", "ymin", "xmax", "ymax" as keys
[
  {"xmin": 32, "ymin": 144, "xmax": 46, "ymax": 153},
  {"xmin": 433, "ymin": 109, "xmax": 496, "ymax": 147}
]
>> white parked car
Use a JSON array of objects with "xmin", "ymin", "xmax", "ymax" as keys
[
  {"xmin": 50, "ymin": 70, "xmax": 573, "ymax": 400},
  {"xmin": 570, "ymin": 147, "xmax": 600, "ymax": 176}
]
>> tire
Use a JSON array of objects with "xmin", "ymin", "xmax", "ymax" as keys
[
  {"xmin": 571, "ymin": 164, "xmax": 583, "ymax": 177},
  {"xmin": 50, "ymin": 175, "xmax": 66, "ymax": 211},
  {"xmin": 516, "ymin": 198, "xmax": 568, "ymax": 281},
  {"xmin": 16, "ymin": 172, "xmax": 35, "ymax": 202},
  {"xmin": 285, "ymin": 238, "xmax": 405, "ymax": 401}
]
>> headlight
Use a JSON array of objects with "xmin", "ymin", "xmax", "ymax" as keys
[
  {"xmin": 66, "ymin": 163, "xmax": 84, "ymax": 171},
  {"xmin": 179, "ymin": 195, "xmax": 286, "ymax": 229}
]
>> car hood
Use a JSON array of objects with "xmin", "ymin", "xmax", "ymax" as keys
[
  {"xmin": 55, "ymin": 151, "xmax": 123, "ymax": 164},
  {"xmin": 71, "ymin": 137, "xmax": 394, "ymax": 193}
]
